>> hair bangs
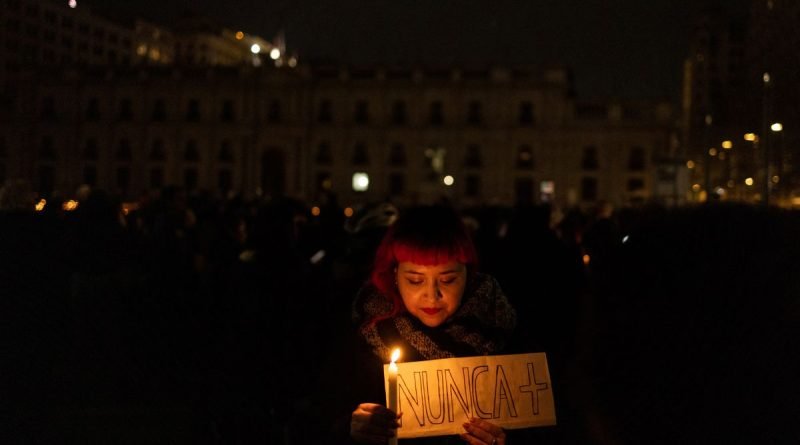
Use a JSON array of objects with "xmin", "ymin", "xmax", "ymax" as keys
[{"xmin": 392, "ymin": 240, "xmax": 470, "ymax": 266}]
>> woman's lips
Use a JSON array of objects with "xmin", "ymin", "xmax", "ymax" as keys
[{"xmin": 421, "ymin": 308, "xmax": 442, "ymax": 315}]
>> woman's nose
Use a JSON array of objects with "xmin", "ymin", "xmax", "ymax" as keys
[{"xmin": 426, "ymin": 281, "xmax": 442, "ymax": 299}]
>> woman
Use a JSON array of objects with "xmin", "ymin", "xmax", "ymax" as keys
[{"xmin": 348, "ymin": 205, "xmax": 518, "ymax": 445}]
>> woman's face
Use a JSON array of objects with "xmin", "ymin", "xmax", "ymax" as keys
[{"xmin": 396, "ymin": 261, "xmax": 467, "ymax": 327}]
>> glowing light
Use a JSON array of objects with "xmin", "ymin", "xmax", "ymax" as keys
[
  {"xmin": 722, "ymin": 140, "xmax": 733, "ymax": 149},
  {"xmin": 686, "ymin": 160, "xmax": 695, "ymax": 169},
  {"xmin": 745, "ymin": 177, "xmax": 754, "ymax": 186},
  {"xmin": 149, "ymin": 48, "xmax": 160, "ymax": 60},
  {"xmin": 310, "ymin": 249, "xmax": 325, "ymax": 264},
  {"xmin": 744, "ymin": 133, "xmax": 757, "ymax": 142},
  {"xmin": 391, "ymin": 348, "xmax": 400, "ymax": 363},
  {"xmin": 772, "ymin": 175, "xmax": 780, "ymax": 184},
  {"xmin": 136, "ymin": 44, "xmax": 147, "ymax": 56},
  {"xmin": 709, "ymin": 148, "xmax": 718, "ymax": 156},
  {"xmin": 727, "ymin": 180, "xmax": 735, "ymax": 188},
  {"xmin": 718, "ymin": 152, "xmax": 726, "ymax": 161},
  {"xmin": 352, "ymin": 172, "xmax": 369, "ymax": 192},
  {"xmin": 344, "ymin": 207, "xmax": 354, "ymax": 218},
  {"xmin": 235, "ymin": 31, "xmax": 244, "ymax": 40},
  {"xmin": 692, "ymin": 184, "xmax": 701, "ymax": 192},
  {"xmin": 582, "ymin": 254, "xmax": 591, "ymax": 265},
  {"xmin": 62, "ymin": 200, "xmax": 79, "ymax": 211},
  {"xmin": 270, "ymin": 48, "xmax": 281, "ymax": 60},
  {"xmin": 68, "ymin": 0, "xmax": 77, "ymax": 8},
  {"xmin": 622, "ymin": 235, "xmax": 629, "ymax": 244},
  {"xmin": 714, "ymin": 187, "xmax": 726, "ymax": 197},
  {"xmin": 771, "ymin": 122, "xmax": 783, "ymax": 132},
  {"xmin": 288, "ymin": 57, "xmax": 298, "ymax": 68},
  {"xmin": 443, "ymin": 175, "xmax": 454, "ymax": 186},
  {"xmin": 311, "ymin": 206, "xmax": 321, "ymax": 216},
  {"xmin": 250, "ymin": 44, "xmax": 261, "ymax": 54},
  {"xmin": 35, "ymin": 199, "xmax": 46, "ymax": 212},
  {"xmin": 763, "ymin": 72, "xmax": 771, "ymax": 84}
]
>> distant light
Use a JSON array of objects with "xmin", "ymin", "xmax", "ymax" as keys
[
  {"xmin": 518, "ymin": 151, "xmax": 532, "ymax": 161},
  {"xmin": 704, "ymin": 114, "xmax": 712, "ymax": 126},
  {"xmin": 443, "ymin": 175, "xmax": 454, "ymax": 186},
  {"xmin": 686, "ymin": 160, "xmax": 695, "ymax": 169},
  {"xmin": 344, "ymin": 207, "xmax": 354, "ymax": 218},
  {"xmin": 62, "ymin": 200, "xmax": 79, "ymax": 211},
  {"xmin": 68, "ymin": 0, "xmax": 77, "ymax": 8},
  {"xmin": 250, "ymin": 44, "xmax": 261, "ymax": 54},
  {"xmin": 727, "ymin": 180, "xmax": 735, "ymax": 188},
  {"xmin": 136, "ymin": 44, "xmax": 147, "ymax": 56},
  {"xmin": 235, "ymin": 31, "xmax": 244, "ymax": 40},
  {"xmin": 321, "ymin": 178, "xmax": 332, "ymax": 190},
  {"xmin": 35, "ymin": 199, "xmax": 46, "ymax": 212},
  {"xmin": 352, "ymin": 172, "xmax": 369, "ymax": 192},
  {"xmin": 718, "ymin": 152, "xmax": 726, "ymax": 161},
  {"xmin": 709, "ymin": 148, "xmax": 718, "ymax": 156},
  {"xmin": 722, "ymin": 140, "xmax": 733, "ymax": 149},
  {"xmin": 622, "ymin": 235, "xmax": 629, "ymax": 244},
  {"xmin": 744, "ymin": 133, "xmax": 757, "ymax": 142},
  {"xmin": 310, "ymin": 249, "xmax": 326, "ymax": 264},
  {"xmin": 311, "ymin": 206, "xmax": 321, "ymax": 216},
  {"xmin": 772, "ymin": 175, "xmax": 780, "ymax": 184},
  {"xmin": 771, "ymin": 122, "xmax": 783, "ymax": 132},
  {"xmin": 714, "ymin": 187, "xmax": 726, "ymax": 197},
  {"xmin": 270, "ymin": 48, "xmax": 281, "ymax": 60},
  {"xmin": 692, "ymin": 184, "xmax": 701, "ymax": 192},
  {"xmin": 763, "ymin": 72, "xmax": 771, "ymax": 84},
  {"xmin": 582, "ymin": 254, "xmax": 591, "ymax": 266},
  {"xmin": 745, "ymin": 177, "xmax": 754, "ymax": 186},
  {"xmin": 288, "ymin": 57, "xmax": 298, "ymax": 68}
]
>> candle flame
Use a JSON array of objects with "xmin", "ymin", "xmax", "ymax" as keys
[{"xmin": 390, "ymin": 348, "xmax": 400, "ymax": 363}]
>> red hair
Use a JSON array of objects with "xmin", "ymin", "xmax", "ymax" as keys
[{"xmin": 367, "ymin": 206, "xmax": 478, "ymax": 325}]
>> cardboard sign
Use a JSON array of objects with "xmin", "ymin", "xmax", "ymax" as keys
[{"xmin": 383, "ymin": 353, "xmax": 556, "ymax": 438}]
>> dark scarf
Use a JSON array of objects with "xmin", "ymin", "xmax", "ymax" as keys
[{"xmin": 353, "ymin": 273, "xmax": 517, "ymax": 362}]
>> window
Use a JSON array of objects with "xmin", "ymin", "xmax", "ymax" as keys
[
  {"xmin": 82, "ymin": 139, "xmax": 98, "ymax": 161},
  {"xmin": 152, "ymin": 99, "xmax": 166, "ymax": 122},
  {"xmin": 184, "ymin": 140, "xmax": 200, "ymax": 162},
  {"xmin": 391, "ymin": 101, "xmax": 407, "ymax": 125},
  {"xmin": 464, "ymin": 144, "xmax": 482, "ymax": 168},
  {"xmin": 186, "ymin": 99, "xmax": 200, "ymax": 121},
  {"xmin": 465, "ymin": 175, "xmax": 481, "ymax": 197},
  {"xmin": 267, "ymin": 100, "xmax": 281, "ymax": 122},
  {"xmin": 318, "ymin": 99, "xmax": 332, "ymax": 123},
  {"xmin": 316, "ymin": 142, "xmax": 332, "ymax": 165},
  {"xmin": 184, "ymin": 168, "xmax": 198, "ymax": 190},
  {"xmin": 581, "ymin": 146, "xmax": 599, "ymax": 170},
  {"xmin": 39, "ymin": 136, "xmax": 55, "ymax": 160},
  {"xmin": 429, "ymin": 101, "xmax": 444, "ymax": 126},
  {"xmin": 118, "ymin": 98, "xmax": 133, "ymax": 121},
  {"xmin": 466, "ymin": 101, "xmax": 483, "ymax": 125},
  {"xmin": 221, "ymin": 99, "xmax": 235, "ymax": 122},
  {"xmin": 628, "ymin": 146, "xmax": 646, "ymax": 171},
  {"xmin": 516, "ymin": 145, "xmax": 534, "ymax": 169},
  {"xmin": 149, "ymin": 168, "xmax": 164, "ymax": 189},
  {"xmin": 354, "ymin": 100, "xmax": 369, "ymax": 124},
  {"xmin": 41, "ymin": 96, "xmax": 56, "ymax": 121},
  {"xmin": 149, "ymin": 140, "xmax": 165, "ymax": 161},
  {"xmin": 389, "ymin": 173, "xmax": 405, "ymax": 195},
  {"xmin": 627, "ymin": 178, "xmax": 645, "ymax": 192},
  {"xmin": 581, "ymin": 177, "xmax": 598, "ymax": 201},
  {"xmin": 519, "ymin": 101, "xmax": 534, "ymax": 125},
  {"xmin": 116, "ymin": 139, "xmax": 132, "ymax": 161},
  {"xmin": 116, "ymin": 167, "xmax": 131, "ymax": 191},
  {"xmin": 86, "ymin": 97, "xmax": 100, "ymax": 121},
  {"xmin": 219, "ymin": 140, "xmax": 234, "ymax": 162},
  {"xmin": 389, "ymin": 144, "xmax": 406, "ymax": 167},
  {"xmin": 352, "ymin": 143, "xmax": 369, "ymax": 166},
  {"xmin": 83, "ymin": 165, "xmax": 97, "ymax": 186}
]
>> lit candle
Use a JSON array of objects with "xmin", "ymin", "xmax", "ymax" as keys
[{"xmin": 388, "ymin": 348, "xmax": 400, "ymax": 445}]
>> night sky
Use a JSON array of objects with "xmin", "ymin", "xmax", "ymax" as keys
[{"xmin": 92, "ymin": 0, "xmax": 750, "ymax": 100}]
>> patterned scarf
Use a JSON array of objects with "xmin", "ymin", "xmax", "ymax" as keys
[{"xmin": 353, "ymin": 273, "xmax": 517, "ymax": 362}]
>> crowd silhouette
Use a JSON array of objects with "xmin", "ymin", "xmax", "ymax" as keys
[{"xmin": 2, "ymin": 181, "xmax": 798, "ymax": 444}]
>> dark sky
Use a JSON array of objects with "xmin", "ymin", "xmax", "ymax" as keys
[{"xmin": 91, "ymin": 0, "xmax": 750, "ymax": 100}]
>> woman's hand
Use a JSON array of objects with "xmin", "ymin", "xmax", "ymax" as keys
[
  {"xmin": 350, "ymin": 403, "xmax": 401, "ymax": 444},
  {"xmin": 460, "ymin": 417, "xmax": 507, "ymax": 445}
]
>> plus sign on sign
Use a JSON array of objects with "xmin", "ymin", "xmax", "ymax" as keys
[{"xmin": 384, "ymin": 353, "xmax": 556, "ymax": 438}]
